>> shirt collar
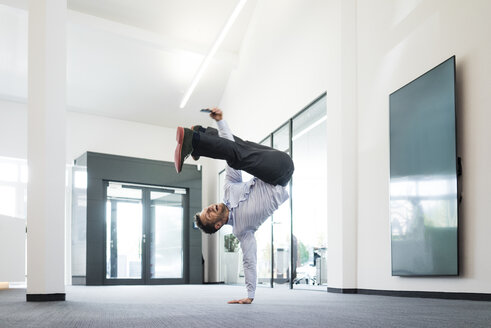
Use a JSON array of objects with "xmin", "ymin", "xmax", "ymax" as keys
[{"xmin": 225, "ymin": 203, "xmax": 234, "ymax": 226}]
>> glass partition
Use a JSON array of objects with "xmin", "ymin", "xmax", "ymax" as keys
[
  {"xmin": 216, "ymin": 93, "xmax": 327, "ymax": 290},
  {"xmin": 218, "ymin": 138, "xmax": 274, "ymax": 286},
  {"xmin": 292, "ymin": 96, "xmax": 328, "ymax": 289},
  {"xmin": 256, "ymin": 137, "xmax": 273, "ymax": 287},
  {"xmin": 272, "ymin": 124, "xmax": 291, "ymax": 286},
  {"xmin": 273, "ymin": 124, "xmax": 290, "ymax": 152}
]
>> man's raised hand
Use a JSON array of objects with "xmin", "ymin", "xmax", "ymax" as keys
[
  {"xmin": 228, "ymin": 297, "xmax": 253, "ymax": 304},
  {"xmin": 210, "ymin": 108, "xmax": 223, "ymax": 121}
]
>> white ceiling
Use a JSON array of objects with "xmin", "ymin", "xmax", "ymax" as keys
[{"xmin": 0, "ymin": 0, "xmax": 257, "ymax": 128}]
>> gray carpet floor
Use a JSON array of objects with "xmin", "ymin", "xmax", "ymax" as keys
[{"xmin": 1, "ymin": 285, "xmax": 491, "ymax": 328}]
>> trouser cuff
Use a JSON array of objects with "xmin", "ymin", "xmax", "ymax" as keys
[{"xmin": 192, "ymin": 131, "xmax": 200, "ymax": 149}]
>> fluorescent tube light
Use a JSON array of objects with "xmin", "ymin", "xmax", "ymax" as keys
[{"xmin": 179, "ymin": 0, "xmax": 247, "ymax": 108}]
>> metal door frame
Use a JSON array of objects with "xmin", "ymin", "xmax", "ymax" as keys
[{"xmin": 102, "ymin": 181, "xmax": 189, "ymax": 285}]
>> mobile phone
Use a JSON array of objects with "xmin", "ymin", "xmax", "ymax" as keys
[{"xmin": 200, "ymin": 108, "xmax": 212, "ymax": 113}]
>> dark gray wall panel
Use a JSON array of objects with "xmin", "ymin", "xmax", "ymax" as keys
[{"xmin": 73, "ymin": 152, "xmax": 202, "ymax": 285}]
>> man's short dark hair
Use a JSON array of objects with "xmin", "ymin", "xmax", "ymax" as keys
[{"xmin": 195, "ymin": 213, "xmax": 218, "ymax": 234}]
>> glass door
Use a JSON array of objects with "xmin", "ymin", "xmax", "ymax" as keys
[
  {"xmin": 104, "ymin": 182, "xmax": 187, "ymax": 285},
  {"xmin": 105, "ymin": 184, "xmax": 144, "ymax": 282},
  {"xmin": 146, "ymin": 190, "xmax": 185, "ymax": 283}
]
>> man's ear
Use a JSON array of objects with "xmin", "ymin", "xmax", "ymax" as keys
[{"xmin": 214, "ymin": 222, "xmax": 222, "ymax": 230}]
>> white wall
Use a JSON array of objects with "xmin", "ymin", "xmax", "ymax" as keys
[
  {"xmin": 219, "ymin": 0, "xmax": 329, "ymax": 140},
  {"xmin": 216, "ymin": 0, "xmax": 491, "ymax": 294},
  {"xmin": 356, "ymin": 0, "xmax": 491, "ymax": 292},
  {"xmin": 0, "ymin": 215, "xmax": 25, "ymax": 282},
  {"xmin": 66, "ymin": 111, "xmax": 177, "ymax": 163},
  {"xmin": 0, "ymin": 101, "xmax": 180, "ymax": 164}
]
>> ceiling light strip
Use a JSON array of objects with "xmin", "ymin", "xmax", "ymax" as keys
[{"xmin": 179, "ymin": 0, "xmax": 248, "ymax": 109}]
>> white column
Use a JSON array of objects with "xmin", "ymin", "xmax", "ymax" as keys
[
  {"xmin": 27, "ymin": 0, "xmax": 67, "ymax": 301},
  {"xmin": 326, "ymin": 0, "xmax": 358, "ymax": 291}
]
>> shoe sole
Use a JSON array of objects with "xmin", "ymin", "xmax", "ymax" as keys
[{"xmin": 174, "ymin": 127, "xmax": 184, "ymax": 173}]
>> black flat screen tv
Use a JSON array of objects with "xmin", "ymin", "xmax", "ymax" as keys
[{"xmin": 389, "ymin": 56, "xmax": 458, "ymax": 276}]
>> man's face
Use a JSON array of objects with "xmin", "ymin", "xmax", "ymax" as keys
[{"xmin": 200, "ymin": 203, "xmax": 228, "ymax": 230}]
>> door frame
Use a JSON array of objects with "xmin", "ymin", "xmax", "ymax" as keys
[
  {"xmin": 102, "ymin": 180, "xmax": 190, "ymax": 285},
  {"xmin": 143, "ymin": 186, "xmax": 189, "ymax": 285}
]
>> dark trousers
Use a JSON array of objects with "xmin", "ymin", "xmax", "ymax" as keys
[{"xmin": 192, "ymin": 127, "xmax": 294, "ymax": 187}]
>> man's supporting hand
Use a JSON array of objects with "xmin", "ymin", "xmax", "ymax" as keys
[
  {"xmin": 210, "ymin": 108, "xmax": 223, "ymax": 121},
  {"xmin": 228, "ymin": 297, "xmax": 253, "ymax": 304}
]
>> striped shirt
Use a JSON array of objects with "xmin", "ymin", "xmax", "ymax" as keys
[{"xmin": 217, "ymin": 120, "xmax": 289, "ymax": 299}]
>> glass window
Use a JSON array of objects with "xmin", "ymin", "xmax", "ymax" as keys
[
  {"xmin": 216, "ymin": 94, "xmax": 328, "ymax": 290},
  {"xmin": 0, "ymin": 162, "xmax": 18, "ymax": 182},
  {"xmin": 292, "ymin": 96, "xmax": 327, "ymax": 140},
  {"xmin": 256, "ymin": 137, "xmax": 272, "ymax": 286},
  {"xmin": 0, "ymin": 185, "xmax": 16, "ymax": 217},
  {"xmin": 272, "ymin": 125, "xmax": 291, "ymax": 286},
  {"xmin": 0, "ymin": 156, "xmax": 28, "ymax": 219},
  {"xmin": 273, "ymin": 124, "xmax": 290, "ymax": 152},
  {"xmin": 292, "ymin": 95, "xmax": 328, "ymax": 288},
  {"xmin": 218, "ymin": 137, "xmax": 273, "ymax": 285}
]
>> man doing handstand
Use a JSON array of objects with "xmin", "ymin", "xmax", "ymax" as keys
[{"xmin": 174, "ymin": 108, "xmax": 294, "ymax": 304}]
